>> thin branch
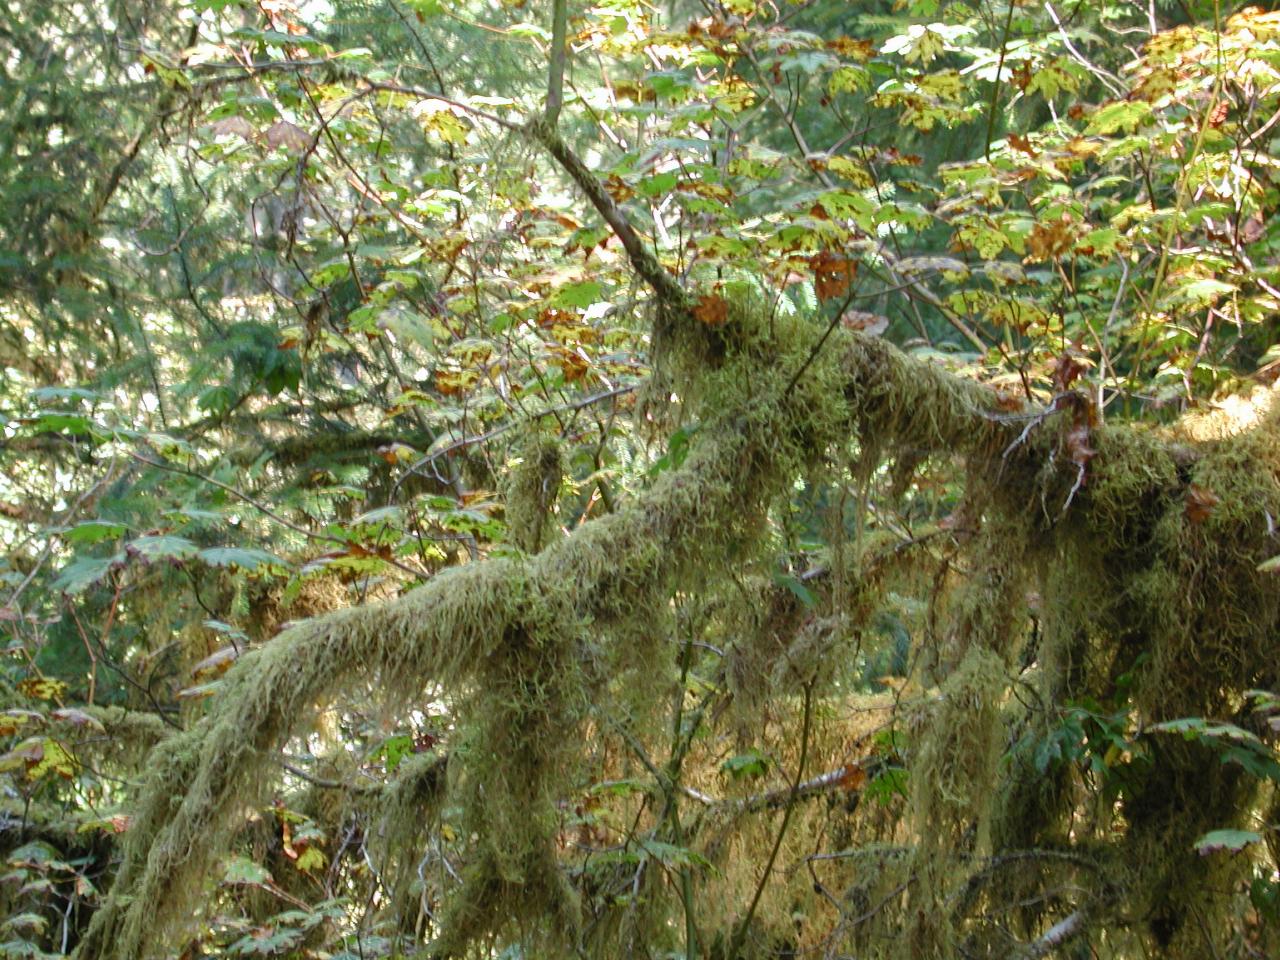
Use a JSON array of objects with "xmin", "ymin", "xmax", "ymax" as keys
[
  {"xmin": 737, "ymin": 762, "xmax": 867, "ymax": 813},
  {"xmin": 545, "ymin": 0, "xmax": 568, "ymax": 127},
  {"xmin": 1020, "ymin": 908, "xmax": 1088, "ymax": 959},
  {"xmin": 392, "ymin": 384, "xmax": 638, "ymax": 498},
  {"xmin": 983, "ymin": 0, "xmax": 1018, "ymax": 162},
  {"xmin": 527, "ymin": 119, "xmax": 691, "ymax": 310},
  {"xmin": 728, "ymin": 680, "xmax": 815, "ymax": 957}
]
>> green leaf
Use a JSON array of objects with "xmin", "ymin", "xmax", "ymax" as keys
[
  {"xmin": 370, "ymin": 734, "xmax": 414, "ymax": 773},
  {"xmin": 127, "ymin": 535, "xmax": 198, "ymax": 563},
  {"xmin": 636, "ymin": 172, "xmax": 678, "ymax": 197},
  {"xmin": 222, "ymin": 856, "xmax": 272, "ymax": 886},
  {"xmin": 404, "ymin": 0, "xmax": 444, "ymax": 16},
  {"xmin": 1169, "ymin": 278, "xmax": 1236, "ymax": 306},
  {"xmin": 638, "ymin": 838, "xmax": 713, "ymax": 870},
  {"xmin": 589, "ymin": 779, "xmax": 648, "ymax": 798},
  {"xmin": 197, "ymin": 547, "xmax": 286, "ymax": 572},
  {"xmin": 773, "ymin": 572, "xmax": 817, "ymax": 608},
  {"xmin": 1219, "ymin": 744, "xmax": 1280, "ymax": 782},
  {"xmin": 1086, "ymin": 100, "xmax": 1153, "ymax": 135},
  {"xmin": 1194, "ymin": 829, "xmax": 1262, "ymax": 855},
  {"xmin": 1, "ymin": 912, "xmax": 48, "ymax": 937},
  {"xmin": 53, "ymin": 555, "xmax": 122, "ymax": 595},
  {"xmin": 721, "ymin": 749, "xmax": 770, "ymax": 779},
  {"xmin": 828, "ymin": 65, "xmax": 869, "ymax": 94},
  {"xmin": 551, "ymin": 280, "xmax": 603, "ymax": 309},
  {"xmin": 62, "ymin": 521, "xmax": 127, "ymax": 545},
  {"xmin": 22, "ymin": 411, "xmax": 96, "ymax": 436},
  {"xmin": 865, "ymin": 767, "xmax": 909, "ymax": 806},
  {"xmin": 648, "ymin": 426, "xmax": 697, "ymax": 476}
]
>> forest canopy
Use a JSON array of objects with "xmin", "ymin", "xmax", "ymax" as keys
[{"xmin": 2, "ymin": 0, "xmax": 1280, "ymax": 958}]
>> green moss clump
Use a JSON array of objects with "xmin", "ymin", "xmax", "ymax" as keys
[
  {"xmin": 75, "ymin": 294, "xmax": 1280, "ymax": 960},
  {"xmin": 504, "ymin": 432, "xmax": 566, "ymax": 555}
]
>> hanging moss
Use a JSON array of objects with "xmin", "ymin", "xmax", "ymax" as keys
[
  {"xmin": 74, "ymin": 296, "xmax": 1280, "ymax": 960},
  {"xmin": 76, "ymin": 297, "xmax": 860, "ymax": 960},
  {"xmin": 368, "ymin": 751, "xmax": 448, "ymax": 929},
  {"xmin": 504, "ymin": 431, "xmax": 565, "ymax": 555},
  {"xmin": 898, "ymin": 645, "xmax": 1010, "ymax": 958}
]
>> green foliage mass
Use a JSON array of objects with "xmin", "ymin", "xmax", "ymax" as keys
[{"xmin": 2, "ymin": 1, "xmax": 1280, "ymax": 959}]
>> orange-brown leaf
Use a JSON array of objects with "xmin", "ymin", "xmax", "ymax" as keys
[
  {"xmin": 812, "ymin": 251, "xmax": 857, "ymax": 302},
  {"xmin": 1185, "ymin": 484, "xmax": 1219, "ymax": 524},
  {"xmin": 1008, "ymin": 133, "xmax": 1038, "ymax": 158},
  {"xmin": 836, "ymin": 763, "xmax": 867, "ymax": 791},
  {"xmin": 192, "ymin": 645, "xmax": 239, "ymax": 680},
  {"xmin": 693, "ymin": 293, "xmax": 729, "ymax": 326}
]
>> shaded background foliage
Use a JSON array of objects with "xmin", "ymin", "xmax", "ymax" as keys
[{"xmin": 1, "ymin": 0, "xmax": 1279, "ymax": 958}]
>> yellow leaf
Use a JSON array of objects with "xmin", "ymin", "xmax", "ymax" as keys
[
  {"xmin": 29, "ymin": 738, "xmax": 76, "ymax": 780},
  {"xmin": 295, "ymin": 847, "xmax": 327, "ymax": 873},
  {"xmin": 17, "ymin": 677, "xmax": 67, "ymax": 701}
]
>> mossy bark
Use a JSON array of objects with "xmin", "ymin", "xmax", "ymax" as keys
[{"xmin": 75, "ymin": 305, "xmax": 1280, "ymax": 960}]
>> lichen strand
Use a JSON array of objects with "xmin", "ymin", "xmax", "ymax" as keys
[
  {"xmin": 368, "ymin": 751, "xmax": 448, "ymax": 931},
  {"xmin": 901, "ymin": 645, "xmax": 1011, "ymax": 958}
]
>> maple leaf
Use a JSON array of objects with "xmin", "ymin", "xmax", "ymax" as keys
[
  {"xmin": 1008, "ymin": 133, "xmax": 1038, "ymax": 158},
  {"xmin": 693, "ymin": 293, "xmax": 729, "ymax": 326},
  {"xmin": 826, "ymin": 36, "xmax": 874, "ymax": 60},
  {"xmin": 811, "ymin": 250, "xmax": 857, "ymax": 302},
  {"xmin": 1065, "ymin": 422, "xmax": 1096, "ymax": 471},
  {"xmin": 263, "ymin": 120, "xmax": 311, "ymax": 153},
  {"xmin": 554, "ymin": 346, "xmax": 592, "ymax": 382},
  {"xmin": 434, "ymin": 368, "xmax": 479, "ymax": 396},
  {"xmin": 1010, "ymin": 60, "xmax": 1032, "ymax": 91},
  {"xmin": 1049, "ymin": 351, "xmax": 1091, "ymax": 391},
  {"xmin": 191, "ymin": 646, "xmax": 240, "ymax": 680},
  {"xmin": 836, "ymin": 763, "xmax": 867, "ymax": 791},
  {"xmin": 1026, "ymin": 213, "xmax": 1079, "ymax": 262}
]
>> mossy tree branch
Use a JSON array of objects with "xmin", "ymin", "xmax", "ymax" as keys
[
  {"xmin": 75, "ymin": 290, "xmax": 1280, "ymax": 959},
  {"xmin": 75, "ymin": 315, "xmax": 1034, "ymax": 960}
]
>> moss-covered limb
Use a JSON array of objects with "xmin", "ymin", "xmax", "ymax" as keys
[
  {"xmin": 70, "ymin": 317, "xmax": 1031, "ymax": 959},
  {"xmin": 75, "ymin": 561, "xmax": 525, "ymax": 960},
  {"xmin": 75, "ymin": 300, "xmax": 1275, "ymax": 959},
  {"xmin": 838, "ymin": 335, "xmax": 1009, "ymax": 458},
  {"xmin": 72, "ymin": 310, "xmax": 977, "ymax": 959},
  {"xmin": 987, "ymin": 405, "xmax": 1280, "ymax": 957},
  {"xmin": 73, "ymin": 311, "xmax": 832, "ymax": 958}
]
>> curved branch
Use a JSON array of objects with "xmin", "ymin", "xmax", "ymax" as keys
[
  {"xmin": 77, "ymin": 320, "xmax": 1065, "ymax": 960},
  {"xmin": 526, "ymin": 119, "xmax": 691, "ymax": 312}
]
